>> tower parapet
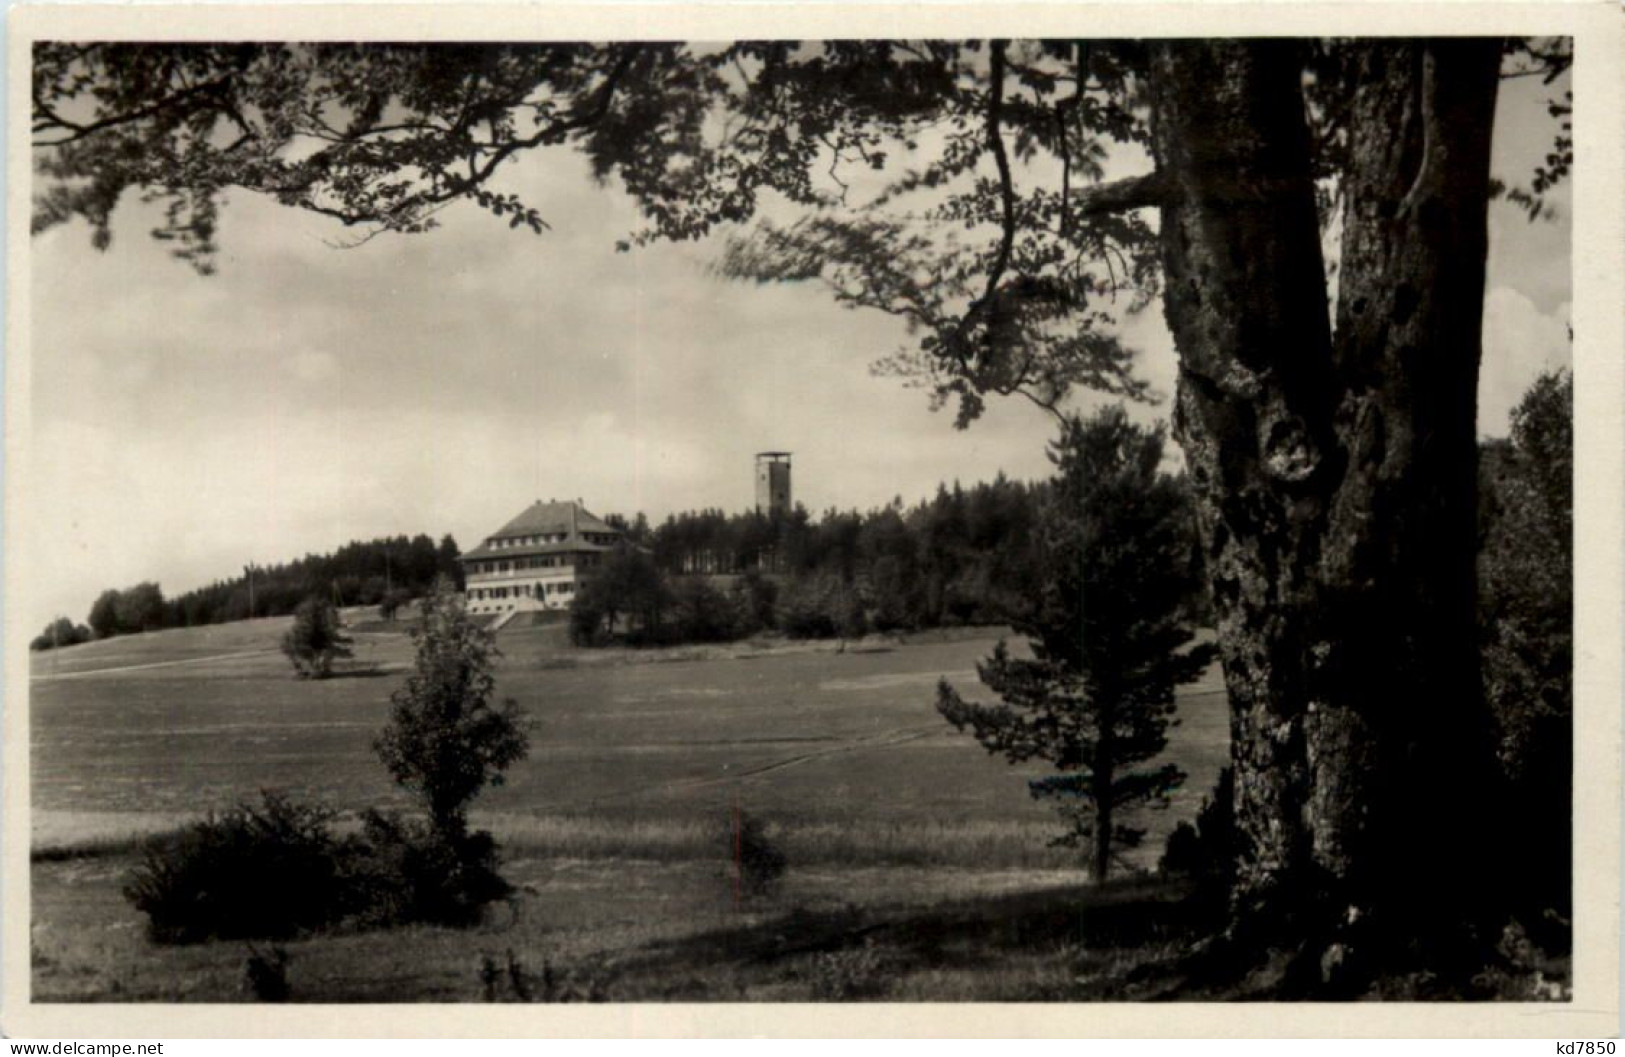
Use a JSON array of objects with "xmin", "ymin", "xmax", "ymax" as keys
[{"xmin": 755, "ymin": 452, "xmax": 792, "ymax": 515}]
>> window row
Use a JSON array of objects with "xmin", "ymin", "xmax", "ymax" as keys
[
  {"xmin": 469, "ymin": 581, "xmax": 576, "ymax": 602},
  {"xmin": 488, "ymin": 533, "xmax": 570, "ymax": 549},
  {"xmin": 467, "ymin": 553, "xmax": 604, "ymax": 576}
]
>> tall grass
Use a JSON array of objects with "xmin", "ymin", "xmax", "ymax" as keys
[
  {"xmin": 489, "ymin": 814, "xmax": 1077, "ymax": 870},
  {"xmin": 38, "ymin": 811, "xmax": 1084, "ymax": 872}
]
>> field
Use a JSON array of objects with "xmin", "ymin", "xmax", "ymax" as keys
[{"xmin": 29, "ymin": 615, "xmax": 1229, "ymax": 1001}]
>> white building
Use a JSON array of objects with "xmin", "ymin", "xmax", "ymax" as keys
[{"xmin": 460, "ymin": 499, "xmax": 623, "ymax": 615}]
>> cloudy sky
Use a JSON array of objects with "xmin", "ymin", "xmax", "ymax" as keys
[{"xmin": 24, "ymin": 57, "xmax": 1571, "ymax": 630}]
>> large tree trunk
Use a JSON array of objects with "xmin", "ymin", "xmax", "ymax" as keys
[{"xmin": 1146, "ymin": 39, "xmax": 1502, "ymax": 990}]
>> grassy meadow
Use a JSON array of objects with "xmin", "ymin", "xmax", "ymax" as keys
[{"xmin": 30, "ymin": 613, "xmax": 1229, "ymax": 1001}]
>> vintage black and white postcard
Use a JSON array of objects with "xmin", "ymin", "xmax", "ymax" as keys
[{"xmin": 4, "ymin": 1, "xmax": 1621, "ymax": 1039}]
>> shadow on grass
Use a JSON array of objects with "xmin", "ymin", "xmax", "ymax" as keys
[
  {"xmin": 608, "ymin": 875, "xmax": 1221, "ymax": 1000},
  {"xmin": 32, "ymin": 838, "xmax": 146, "ymax": 863},
  {"xmin": 321, "ymin": 666, "xmax": 396, "ymax": 680}
]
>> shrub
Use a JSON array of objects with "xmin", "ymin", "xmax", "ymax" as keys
[
  {"xmin": 123, "ymin": 794, "xmax": 519, "ymax": 942},
  {"xmin": 280, "ymin": 596, "xmax": 353, "ymax": 678},
  {"xmin": 378, "ymin": 588, "xmax": 413, "ymax": 622},
  {"xmin": 570, "ymin": 545, "xmax": 671, "ymax": 645},
  {"xmin": 242, "ymin": 946, "xmax": 290, "ymax": 1002},
  {"xmin": 30, "ymin": 617, "xmax": 92, "ymax": 652},
  {"xmin": 1159, "ymin": 766, "xmax": 1236, "ymax": 900},
  {"xmin": 123, "ymin": 793, "xmax": 351, "ymax": 944},
  {"xmin": 669, "ymin": 577, "xmax": 739, "ymax": 643},
  {"xmin": 569, "ymin": 596, "xmax": 608, "ymax": 646},
  {"xmin": 776, "ymin": 576, "xmax": 842, "ymax": 638},
  {"xmin": 726, "ymin": 810, "xmax": 787, "ymax": 899},
  {"xmin": 348, "ymin": 809, "xmax": 512, "ymax": 928},
  {"xmin": 837, "ymin": 587, "xmax": 870, "ymax": 639},
  {"xmin": 729, "ymin": 571, "xmax": 778, "ymax": 635}
]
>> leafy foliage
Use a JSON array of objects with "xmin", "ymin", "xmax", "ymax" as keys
[
  {"xmin": 1478, "ymin": 369, "xmax": 1572, "ymax": 927},
  {"xmin": 123, "ymin": 791, "xmax": 519, "ymax": 944},
  {"xmin": 86, "ymin": 589, "xmax": 121, "ymax": 640},
  {"xmin": 667, "ymin": 576, "xmax": 740, "ymax": 644},
  {"xmin": 564, "ymin": 468, "xmax": 1211, "ymax": 649},
  {"xmin": 347, "ymin": 809, "xmax": 513, "ymax": 928},
  {"xmin": 1491, "ymin": 38, "xmax": 1574, "ymax": 220},
  {"xmin": 378, "ymin": 587, "xmax": 414, "ymax": 622},
  {"xmin": 30, "ymin": 616, "xmax": 92, "ymax": 651},
  {"xmin": 242, "ymin": 946, "xmax": 291, "ymax": 1002},
  {"xmin": 30, "ymin": 41, "xmax": 1157, "ymax": 425},
  {"xmin": 123, "ymin": 792, "xmax": 352, "ymax": 944},
  {"xmin": 568, "ymin": 544, "xmax": 672, "ymax": 645},
  {"xmin": 32, "ymin": 41, "xmax": 1569, "ymax": 429},
  {"xmin": 280, "ymin": 596, "xmax": 354, "ymax": 679},
  {"xmin": 374, "ymin": 579, "xmax": 528, "ymax": 836},
  {"xmin": 173, "ymin": 533, "xmax": 460, "ymax": 627},
  {"xmin": 86, "ymin": 582, "xmax": 167, "ymax": 638},
  {"xmin": 938, "ymin": 407, "xmax": 1215, "ymax": 880},
  {"xmin": 79, "ymin": 533, "xmax": 461, "ymax": 636}
]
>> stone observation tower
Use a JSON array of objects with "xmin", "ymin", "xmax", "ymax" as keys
[{"xmin": 754, "ymin": 452, "xmax": 792, "ymax": 515}]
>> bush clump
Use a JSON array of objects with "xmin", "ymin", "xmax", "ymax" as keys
[
  {"xmin": 347, "ymin": 810, "xmax": 512, "ymax": 929},
  {"xmin": 726, "ymin": 810, "xmax": 787, "ymax": 899},
  {"xmin": 776, "ymin": 575, "xmax": 867, "ymax": 640},
  {"xmin": 125, "ymin": 795, "xmax": 516, "ymax": 944},
  {"xmin": 128, "ymin": 581, "xmax": 529, "ymax": 947},
  {"xmin": 242, "ymin": 946, "xmax": 291, "ymax": 1002},
  {"xmin": 123, "ymin": 793, "xmax": 352, "ymax": 944}
]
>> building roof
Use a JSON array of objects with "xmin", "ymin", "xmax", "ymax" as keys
[
  {"xmin": 460, "ymin": 499, "xmax": 622, "ymax": 562},
  {"xmin": 462, "ymin": 539, "xmax": 618, "ymax": 563}
]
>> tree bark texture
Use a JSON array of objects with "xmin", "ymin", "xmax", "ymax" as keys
[{"xmin": 1147, "ymin": 39, "xmax": 1502, "ymax": 983}]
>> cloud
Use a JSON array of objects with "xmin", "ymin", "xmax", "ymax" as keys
[{"xmin": 1479, "ymin": 286, "xmax": 1570, "ymax": 438}]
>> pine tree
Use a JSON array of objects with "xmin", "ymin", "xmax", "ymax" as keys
[{"xmin": 938, "ymin": 407, "xmax": 1216, "ymax": 882}]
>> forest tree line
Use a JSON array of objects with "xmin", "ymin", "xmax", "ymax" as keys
[
  {"xmin": 34, "ymin": 534, "xmax": 464, "ymax": 647},
  {"xmin": 571, "ymin": 469, "xmax": 1211, "ymax": 646}
]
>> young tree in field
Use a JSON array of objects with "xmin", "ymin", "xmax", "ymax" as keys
[
  {"xmin": 31, "ymin": 36, "xmax": 1576, "ymax": 986},
  {"xmin": 374, "ymin": 580, "xmax": 528, "ymax": 839},
  {"xmin": 938, "ymin": 408, "xmax": 1215, "ymax": 883},
  {"xmin": 280, "ymin": 596, "xmax": 354, "ymax": 678}
]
